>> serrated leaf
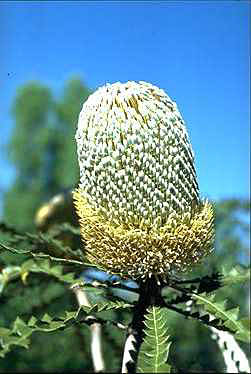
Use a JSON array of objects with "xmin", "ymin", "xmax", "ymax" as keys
[
  {"xmin": 41, "ymin": 313, "xmax": 52, "ymax": 323},
  {"xmin": 81, "ymin": 300, "xmax": 133, "ymax": 314},
  {"xmin": 137, "ymin": 307, "xmax": 172, "ymax": 373},
  {"xmin": 2, "ymin": 335, "xmax": 30, "ymax": 348},
  {"xmin": 21, "ymin": 259, "xmax": 35, "ymax": 272},
  {"xmin": 0, "ymin": 312, "xmax": 68, "ymax": 357},
  {"xmin": 41, "ymin": 321, "xmax": 65, "ymax": 331},
  {"xmin": 0, "ymin": 241, "xmax": 31, "ymax": 255},
  {"xmin": 64, "ymin": 311, "xmax": 77, "ymax": 321},
  {"xmin": 0, "ymin": 302, "xmax": 129, "ymax": 358},
  {"xmin": 0, "ymin": 328, "xmax": 11, "ymax": 337},
  {"xmin": 235, "ymin": 329, "xmax": 251, "ymax": 343},
  {"xmin": 50, "ymin": 265, "xmax": 63, "ymax": 276},
  {"xmin": 0, "ymin": 266, "xmax": 22, "ymax": 293},
  {"xmin": 20, "ymin": 258, "xmax": 78, "ymax": 285},
  {"xmin": 0, "ymin": 239, "xmax": 87, "ymax": 268},
  {"xmin": 13, "ymin": 317, "xmax": 27, "ymax": 331},
  {"xmin": 61, "ymin": 272, "xmax": 75, "ymax": 282},
  {"xmin": 28, "ymin": 316, "xmax": 37, "ymax": 327},
  {"xmin": 192, "ymin": 293, "xmax": 250, "ymax": 343},
  {"xmin": 38, "ymin": 259, "xmax": 50, "ymax": 271},
  {"xmin": 239, "ymin": 317, "xmax": 251, "ymax": 330},
  {"xmin": 222, "ymin": 266, "xmax": 250, "ymax": 286}
]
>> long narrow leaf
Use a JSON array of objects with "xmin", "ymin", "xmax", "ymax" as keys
[
  {"xmin": 192, "ymin": 293, "xmax": 250, "ymax": 343},
  {"xmin": 137, "ymin": 307, "xmax": 172, "ymax": 373}
]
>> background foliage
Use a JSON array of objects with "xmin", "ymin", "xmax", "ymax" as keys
[
  {"xmin": 3, "ymin": 78, "xmax": 90, "ymax": 231},
  {"xmin": 0, "ymin": 78, "xmax": 250, "ymax": 372}
]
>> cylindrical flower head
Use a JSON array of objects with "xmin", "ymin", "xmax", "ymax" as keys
[{"xmin": 74, "ymin": 81, "xmax": 214, "ymax": 280}]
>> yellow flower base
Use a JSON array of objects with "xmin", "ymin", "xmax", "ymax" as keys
[{"xmin": 73, "ymin": 188, "xmax": 214, "ymax": 281}]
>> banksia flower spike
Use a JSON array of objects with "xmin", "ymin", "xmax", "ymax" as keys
[{"xmin": 73, "ymin": 81, "xmax": 214, "ymax": 281}]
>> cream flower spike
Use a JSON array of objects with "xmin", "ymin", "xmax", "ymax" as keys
[{"xmin": 73, "ymin": 81, "xmax": 214, "ymax": 281}]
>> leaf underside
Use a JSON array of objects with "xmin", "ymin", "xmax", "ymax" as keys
[{"xmin": 137, "ymin": 306, "xmax": 172, "ymax": 373}]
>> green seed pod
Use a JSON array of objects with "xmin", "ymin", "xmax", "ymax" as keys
[{"xmin": 74, "ymin": 81, "xmax": 214, "ymax": 281}]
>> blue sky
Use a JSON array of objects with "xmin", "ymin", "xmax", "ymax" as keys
[{"xmin": 0, "ymin": 1, "xmax": 250, "ymax": 216}]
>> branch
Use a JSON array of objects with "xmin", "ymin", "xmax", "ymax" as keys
[
  {"xmin": 70, "ymin": 283, "xmax": 105, "ymax": 373},
  {"xmin": 186, "ymin": 299, "xmax": 250, "ymax": 373},
  {"xmin": 121, "ymin": 331, "xmax": 137, "ymax": 374},
  {"xmin": 163, "ymin": 300, "xmax": 229, "ymax": 331},
  {"xmin": 85, "ymin": 279, "xmax": 139, "ymax": 294},
  {"xmin": 210, "ymin": 326, "xmax": 250, "ymax": 373}
]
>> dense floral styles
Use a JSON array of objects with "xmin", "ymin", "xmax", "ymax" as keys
[{"xmin": 74, "ymin": 81, "xmax": 214, "ymax": 280}]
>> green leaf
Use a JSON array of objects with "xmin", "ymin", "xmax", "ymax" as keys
[
  {"xmin": 0, "ymin": 300, "xmax": 131, "ymax": 358},
  {"xmin": 21, "ymin": 258, "xmax": 78, "ymax": 284},
  {"xmin": 0, "ymin": 311, "xmax": 74, "ymax": 357},
  {"xmin": 0, "ymin": 241, "xmax": 31, "ymax": 255},
  {"xmin": 28, "ymin": 316, "xmax": 37, "ymax": 327},
  {"xmin": 81, "ymin": 300, "xmax": 133, "ymax": 314},
  {"xmin": 137, "ymin": 307, "xmax": 172, "ymax": 373},
  {"xmin": 0, "ymin": 258, "xmax": 81, "ymax": 290},
  {"xmin": 0, "ymin": 265, "xmax": 22, "ymax": 293},
  {"xmin": 222, "ymin": 265, "xmax": 250, "ymax": 286},
  {"xmin": 41, "ymin": 313, "xmax": 53, "ymax": 323},
  {"xmin": 63, "ymin": 311, "xmax": 77, "ymax": 321},
  {"xmin": 0, "ymin": 328, "xmax": 11, "ymax": 337},
  {"xmin": 192, "ymin": 293, "xmax": 250, "ymax": 343}
]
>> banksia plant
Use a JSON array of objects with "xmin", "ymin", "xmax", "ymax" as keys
[
  {"xmin": 73, "ymin": 81, "xmax": 214, "ymax": 282},
  {"xmin": 1, "ymin": 81, "xmax": 250, "ymax": 374}
]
